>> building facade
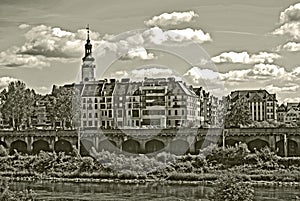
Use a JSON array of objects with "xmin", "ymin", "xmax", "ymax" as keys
[{"xmin": 229, "ymin": 90, "xmax": 278, "ymax": 122}]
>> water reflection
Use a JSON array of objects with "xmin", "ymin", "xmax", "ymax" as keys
[{"xmin": 9, "ymin": 181, "xmax": 300, "ymax": 201}]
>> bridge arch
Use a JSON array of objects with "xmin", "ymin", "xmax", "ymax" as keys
[
  {"xmin": 32, "ymin": 140, "xmax": 50, "ymax": 154},
  {"xmin": 167, "ymin": 139, "xmax": 189, "ymax": 155},
  {"xmin": 54, "ymin": 139, "xmax": 72, "ymax": 154},
  {"xmin": 98, "ymin": 139, "xmax": 117, "ymax": 152},
  {"xmin": 194, "ymin": 139, "xmax": 215, "ymax": 153},
  {"xmin": 225, "ymin": 139, "xmax": 239, "ymax": 147},
  {"xmin": 80, "ymin": 139, "xmax": 94, "ymax": 156},
  {"xmin": 122, "ymin": 139, "xmax": 140, "ymax": 154},
  {"xmin": 0, "ymin": 141, "xmax": 8, "ymax": 148},
  {"xmin": 247, "ymin": 139, "xmax": 269, "ymax": 152},
  {"xmin": 10, "ymin": 140, "xmax": 27, "ymax": 154},
  {"xmin": 276, "ymin": 139, "xmax": 299, "ymax": 157},
  {"xmin": 145, "ymin": 139, "xmax": 164, "ymax": 153}
]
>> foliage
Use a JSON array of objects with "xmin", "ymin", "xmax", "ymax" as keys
[
  {"xmin": 225, "ymin": 99, "xmax": 253, "ymax": 128},
  {"xmin": 0, "ymin": 81, "xmax": 36, "ymax": 130},
  {"xmin": 48, "ymin": 85, "xmax": 81, "ymax": 129},
  {"xmin": 207, "ymin": 143, "xmax": 250, "ymax": 167},
  {"xmin": 0, "ymin": 179, "xmax": 36, "ymax": 201},
  {"xmin": 209, "ymin": 173, "xmax": 254, "ymax": 201},
  {"xmin": 0, "ymin": 145, "xmax": 8, "ymax": 157}
]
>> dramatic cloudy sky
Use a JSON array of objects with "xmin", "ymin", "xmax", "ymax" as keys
[{"xmin": 0, "ymin": 0, "xmax": 299, "ymax": 103}]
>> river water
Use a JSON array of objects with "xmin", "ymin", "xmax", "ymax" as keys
[{"xmin": 9, "ymin": 181, "xmax": 300, "ymax": 200}]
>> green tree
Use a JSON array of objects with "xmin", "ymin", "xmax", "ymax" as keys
[
  {"xmin": 225, "ymin": 99, "xmax": 252, "ymax": 128},
  {"xmin": 0, "ymin": 81, "xmax": 36, "ymax": 130}
]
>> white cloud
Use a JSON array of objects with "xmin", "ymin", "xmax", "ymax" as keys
[
  {"xmin": 144, "ymin": 11, "xmax": 199, "ymax": 27},
  {"xmin": 0, "ymin": 49, "xmax": 50, "ymax": 68},
  {"xmin": 18, "ymin": 24, "xmax": 30, "ymax": 29},
  {"xmin": 265, "ymin": 84, "xmax": 299, "ymax": 94},
  {"xmin": 0, "ymin": 25, "xmax": 102, "ymax": 68},
  {"xmin": 219, "ymin": 64, "xmax": 286, "ymax": 81},
  {"xmin": 184, "ymin": 67, "xmax": 220, "ymax": 80},
  {"xmin": 272, "ymin": 22, "xmax": 300, "ymax": 40},
  {"xmin": 272, "ymin": 3, "xmax": 300, "ymax": 42},
  {"xmin": 108, "ymin": 67, "xmax": 182, "ymax": 81},
  {"xmin": 122, "ymin": 47, "xmax": 156, "ymax": 60},
  {"xmin": 279, "ymin": 3, "xmax": 300, "ymax": 24},
  {"xmin": 19, "ymin": 25, "xmax": 100, "ymax": 58},
  {"xmin": 277, "ymin": 41, "xmax": 300, "ymax": 52},
  {"xmin": 143, "ymin": 27, "xmax": 212, "ymax": 44},
  {"xmin": 0, "ymin": 76, "xmax": 19, "ymax": 90},
  {"xmin": 211, "ymin": 51, "xmax": 281, "ymax": 64}
]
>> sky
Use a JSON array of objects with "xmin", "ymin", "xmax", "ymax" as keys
[{"xmin": 0, "ymin": 0, "xmax": 300, "ymax": 103}]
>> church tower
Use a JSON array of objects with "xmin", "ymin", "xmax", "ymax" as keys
[{"xmin": 81, "ymin": 25, "xmax": 96, "ymax": 83}]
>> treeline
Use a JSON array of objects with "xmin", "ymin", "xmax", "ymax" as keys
[{"xmin": 0, "ymin": 81, "xmax": 81, "ymax": 131}]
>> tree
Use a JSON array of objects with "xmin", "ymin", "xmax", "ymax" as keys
[
  {"xmin": 225, "ymin": 99, "xmax": 252, "ymax": 128},
  {"xmin": 0, "ymin": 81, "xmax": 36, "ymax": 130},
  {"xmin": 50, "ymin": 85, "xmax": 81, "ymax": 130},
  {"xmin": 209, "ymin": 173, "xmax": 254, "ymax": 201}
]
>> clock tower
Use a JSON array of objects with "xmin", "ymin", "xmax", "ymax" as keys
[{"xmin": 81, "ymin": 25, "xmax": 96, "ymax": 83}]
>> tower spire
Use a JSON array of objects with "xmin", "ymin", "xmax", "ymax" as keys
[
  {"xmin": 86, "ymin": 24, "xmax": 90, "ymax": 41},
  {"xmin": 83, "ymin": 24, "xmax": 92, "ymax": 60}
]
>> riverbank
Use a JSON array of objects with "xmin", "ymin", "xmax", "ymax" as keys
[
  {"xmin": 2, "ymin": 143, "xmax": 300, "ymax": 189},
  {"xmin": 3, "ymin": 174, "xmax": 300, "ymax": 188}
]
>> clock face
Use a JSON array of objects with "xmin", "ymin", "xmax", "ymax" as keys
[{"xmin": 84, "ymin": 77, "xmax": 89, "ymax": 82}]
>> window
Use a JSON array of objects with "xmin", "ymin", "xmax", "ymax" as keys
[
  {"xmin": 109, "ymin": 110, "xmax": 112, "ymax": 118},
  {"xmin": 168, "ymin": 110, "xmax": 171, "ymax": 115},
  {"xmin": 175, "ymin": 110, "xmax": 178, "ymax": 115},
  {"xmin": 182, "ymin": 110, "xmax": 185, "ymax": 115},
  {"xmin": 95, "ymin": 113, "xmax": 98, "ymax": 118},
  {"xmin": 102, "ymin": 121, "xmax": 105, "ymax": 126},
  {"xmin": 83, "ymin": 98, "xmax": 86, "ymax": 103},
  {"xmin": 83, "ymin": 121, "xmax": 87, "ymax": 127},
  {"xmin": 83, "ymin": 104, "xmax": 86, "ymax": 109},
  {"xmin": 89, "ymin": 113, "xmax": 92, "ymax": 118},
  {"xmin": 132, "ymin": 110, "xmax": 139, "ymax": 117},
  {"xmin": 88, "ymin": 121, "xmax": 93, "ymax": 126},
  {"xmin": 94, "ymin": 121, "xmax": 98, "ymax": 127},
  {"xmin": 83, "ymin": 113, "xmax": 86, "ymax": 118},
  {"xmin": 118, "ymin": 110, "xmax": 123, "ymax": 118},
  {"xmin": 95, "ymin": 104, "xmax": 98, "ymax": 109}
]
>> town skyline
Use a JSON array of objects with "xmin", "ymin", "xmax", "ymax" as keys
[{"xmin": 0, "ymin": 0, "xmax": 300, "ymax": 103}]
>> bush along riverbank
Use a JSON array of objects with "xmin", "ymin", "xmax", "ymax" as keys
[{"xmin": 1, "ymin": 143, "xmax": 300, "ymax": 185}]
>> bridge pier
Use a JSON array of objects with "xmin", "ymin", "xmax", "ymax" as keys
[
  {"xmin": 284, "ymin": 133, "xmax": 288, "ymax": 157},
  {"xmin": 268, "ymin": 135, "xmax": 276, "ymax": 151},
  {"xmin": 25, "ymin": 136, "xmax": 33, "ymax": 153}
]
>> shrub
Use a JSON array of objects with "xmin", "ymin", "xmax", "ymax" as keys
[
  {"xmin": 209, "ymin": 173, "xmax": 254, "ymax": 201},
  {"xmin": 0, "ymin": 145, "xmax": 8, "ymax": 157}
]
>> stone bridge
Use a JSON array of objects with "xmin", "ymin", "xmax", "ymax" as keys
[{"xmin": 0, "ymin": 128, "xmax": 299, "ymax": 156}]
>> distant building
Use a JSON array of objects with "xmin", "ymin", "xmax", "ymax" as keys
[
  {"xmin": 277, "ymin": 102, "xmax": 300, "ymax": 126},
  {"xmin": 228, "ymin": 90, "xmax": 278, "ymax": 122}
]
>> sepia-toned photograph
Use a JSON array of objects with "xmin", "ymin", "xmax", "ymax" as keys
[{"xmin": 0, "ymin": 0, "xmax": 300, "ymax": 200}]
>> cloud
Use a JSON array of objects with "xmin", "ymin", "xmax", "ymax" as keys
[
  {"xmin": 184, "ymin": 67, "xmax": 220, "ymax": 80},
  {"xmin": 121, "ymin": 47, "xmax": 156, "ymax": 60},
  {"xmin": 144, "ymin": 11, "xmax": 199, "ymax": 27},
  {"xmin": 19, "ymin": 25, "xmax": 101, "ymax": 58},
  {"xmin": 279, "ymin": 3, "xmax": 300, "ymax": 24},
  {"xmin": 219, "ymin": 64, "xmax": 286, "ymax": 81},
  {"xmin": 0, "ymin": 76, "xmax": 19, "ymax": 91},
  {"xmin": 211, "ymin": 51, "xmax": 281, "ymax": 64},
  {"xmin": 143, "ymin": 27, "xmax": 212, "ymax": 44},
  {"xmin": 0, "ymin": 49, "xmax": 50, "ymax": 68},
  {"xmin": 277, "ymin": 41, "xmax": 300, "ymax": 52},
  {"xmin": 108, "ymin": 67, "xmax": 182, "ymax": 81},
  {"xmin": 272, "ymin": 3, "xmax": 300, "ymax": 41},
  {"xmin": 18, "ymin": 24, "xmax": 30, "ymax": 29},
  {"xmin": 265, "ymin": 84, "xmax": 299, "ymax": 93},
  {"xmin": 0, "ymin": 25, "xmax": 101, "ymax": 68}
]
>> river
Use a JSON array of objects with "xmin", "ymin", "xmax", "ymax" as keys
[{"xmin": 9, "ymin": 181, "xmax": 300, "ymax": 200}]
